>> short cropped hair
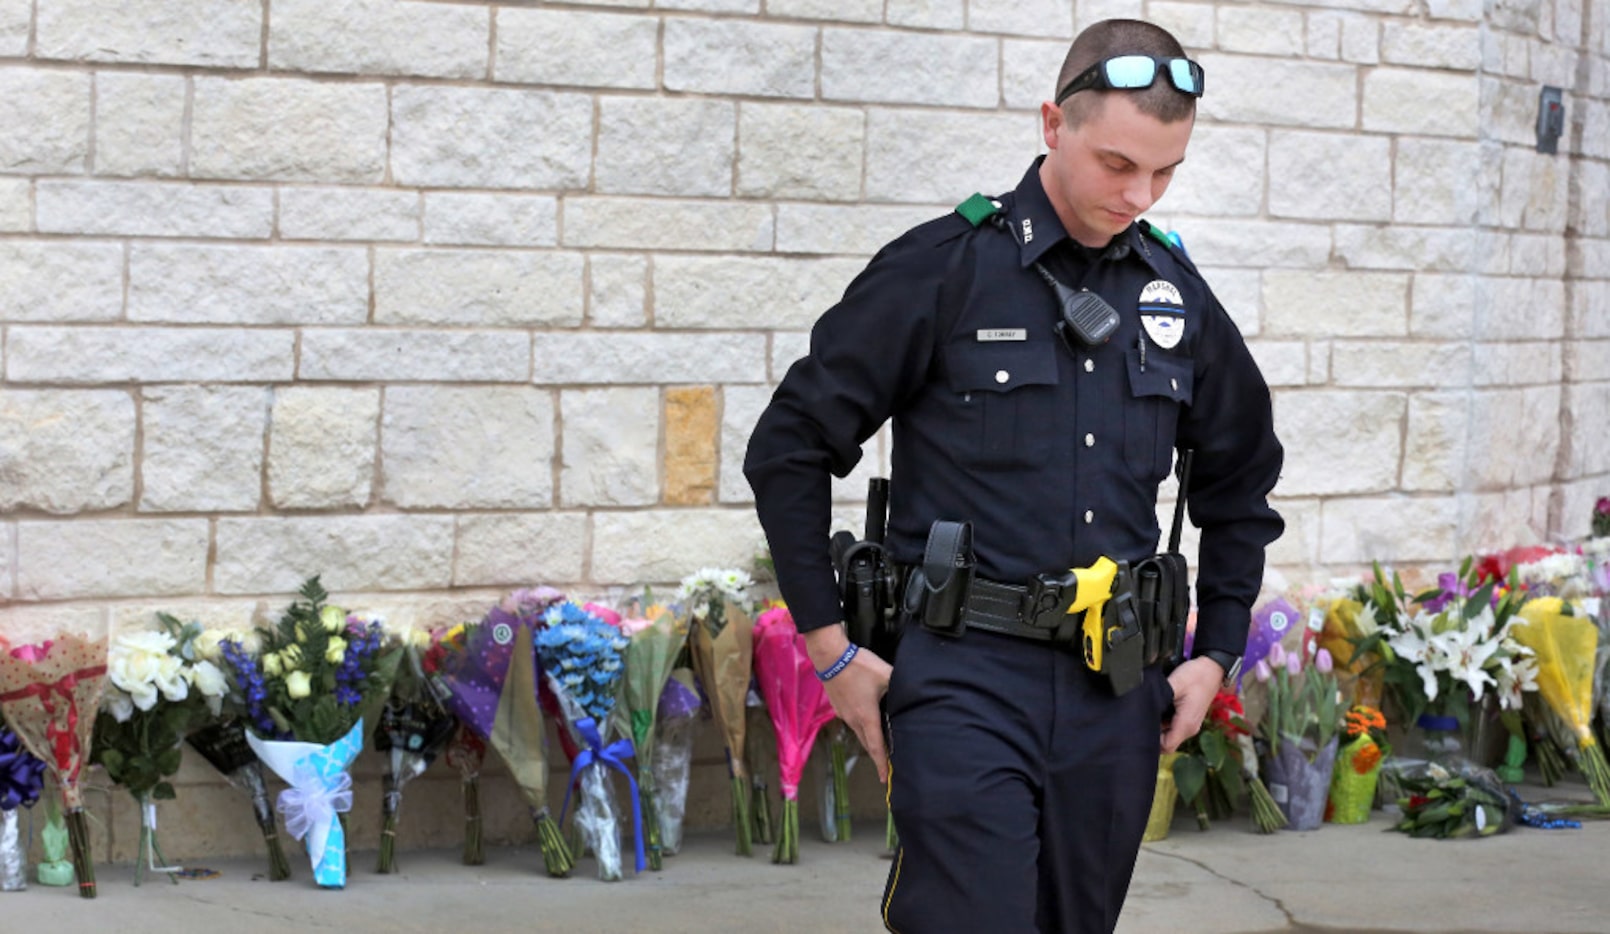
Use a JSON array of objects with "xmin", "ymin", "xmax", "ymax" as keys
[{"xmin": 1056, "ymin": 19, "xmax": 1196, "ymax": 127}]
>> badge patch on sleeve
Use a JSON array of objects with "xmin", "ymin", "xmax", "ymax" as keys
[{"xmin": 1137, "ymin": 279, "xmax": 1186, "ymax": 350}]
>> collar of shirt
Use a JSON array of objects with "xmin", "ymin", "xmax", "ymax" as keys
[{"xmin": 1005, "ymin": 157, "xmax": 1168, "ymax": 278}]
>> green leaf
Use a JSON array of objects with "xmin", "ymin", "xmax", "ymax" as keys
[
  {"xmin": 1173, "ymin": 755, "xmax": 1207, "ymax": 806},
  {"xmin": 98, "ymin": 747, "xmax": 126, "ymax": 774},
  {"xmin": 1199, "ymin": 730, "xmax": 1228, "ymax": 768},
  {"xmin": 156, "ymin": 745, "xmax": 183, "ymax": 776},
  {"xmin": 153, "ymin": 782, "xmax": 177, "ymax": 801}
]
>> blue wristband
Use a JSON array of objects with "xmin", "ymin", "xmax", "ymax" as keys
[{"xmin": 816, "ymin": 643, "xmax": 859, "ymax": 682}]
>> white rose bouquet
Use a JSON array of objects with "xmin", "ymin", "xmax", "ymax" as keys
[{"xmin": 90, "ymin": 613, "xmax": 230, "ymax": 886}]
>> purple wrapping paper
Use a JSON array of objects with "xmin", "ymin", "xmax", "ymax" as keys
[
  {"xmin": 1265, "ymin": 736, "xmax": 1339, "ymax": 832},
  {"xmin": 1244, "ymin": 599, "xmax": 1300, "ymax": 691},
  {"xmin": 434, "ymin": 608, "xmax": 523, "ymax": 739}
]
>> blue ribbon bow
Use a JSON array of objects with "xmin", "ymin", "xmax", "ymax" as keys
[
  {"xmin": 560, "ymin": 717, "xmax": 646, "ymax": 874},
  {"xmin": 0, "ymin": 727, "xmax": 46, "ymax": 812}
]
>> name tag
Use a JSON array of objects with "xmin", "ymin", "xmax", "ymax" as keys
[{"xmin": 976, "ymin": 329, "xmax": 1026, "ymax": 342}]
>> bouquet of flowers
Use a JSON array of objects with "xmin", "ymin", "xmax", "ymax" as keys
[
  {"xmin": 1172, "ymin": 689, "xmax": 1284, "ymax": 832},
  {"xmin": 751, "ymin": 605, "xmax": 837, "ymax": 863},
  {"xmin": 90, "ymin": 614, "xmax": 229, "ymax": 885},
  {"xmin": 374, "ymin": 630, "xmax": 457, "ymax": 874},
  {"xmin": 1511, "ymin": 596, "xmax": 1610, "ymax": 805},
  {"xmin": 651, "ymin": 671, "xmax": 701, "ymax": 856},
  {"xmin": 609, "ymin": 603, "xmax": 687, "ymax": 870},
  {"xmin": 1249, "ymin": 641, "xmax": 1343, "ymax": 830},
  {"xmin": 1, "ymin": 721, "xmax": 47, "ymax": 891},
  {"xmin": 219, "ymin": 577, "xmax": 402, "ymax": 888},
  {"xmin": 536, "ymin": 601, "xmax": 641, "ymax": 881},
  {"xmin": 1325, "ymin": 705, "xmax": 1388, "ymax": 824},
  {"xmin": 186, "ymin": 715, "xmax": 293, "ymax": 881},
  {"xmin": 1386, "ymin": 757, "xmax": 1511, "ymax": 839},
  {"xmin": 820, "ymin": 723, "xmax": 859, "ymax": 843},
  {"xmin": 681, "ymin": 567, "xmax": 757, "ymax": 856},
  {"xmin": 427, "ymin": 588, "xmax": 573, "ymax": 877},
  {"xmin": 443, "ymin": 725, "xmax": 488, "ymax": 865},
  {"xmin": 0, "ymin": 620, "xmax": 109, "ymax": 897}
]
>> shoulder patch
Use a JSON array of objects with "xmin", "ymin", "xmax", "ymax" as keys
[{"xmin": 955, "ymin": 192, "xmax": 1002, "ymax": 228}]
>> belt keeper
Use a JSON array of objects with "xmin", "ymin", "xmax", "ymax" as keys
[{"xmin": 816, "ymin": 643, "xmax": 859, "ymax": 682}]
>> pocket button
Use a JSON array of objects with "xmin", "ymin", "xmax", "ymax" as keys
[{"xmin": 995, "ymin": 370, "xmax": 1009, "ymax": 384}]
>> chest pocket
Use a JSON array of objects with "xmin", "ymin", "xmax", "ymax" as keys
[
  {"xmin": 942, "ymin": 340, "xmax": 1060, "ymax": 468},
  {"xmin": 1124, "ymin": 350, "xmax": 1192, "ymax": 481}
]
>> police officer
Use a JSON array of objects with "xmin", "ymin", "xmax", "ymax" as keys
[{"xmin": 745, "ymin": 19, "xmax": 1283, "ymax": 934}]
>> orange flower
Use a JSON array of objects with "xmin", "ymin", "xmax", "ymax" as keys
[{"xmin": 1351, "ymin": 741, "xmax": 1382, "ymax": 775}]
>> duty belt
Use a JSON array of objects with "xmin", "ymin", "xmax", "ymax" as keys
[{"xmin": 959, "ymin": 576, "xmax": 1076, "ymax": 642}]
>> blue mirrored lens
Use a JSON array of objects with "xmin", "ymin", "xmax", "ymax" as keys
[
  {"xmin": 1167, "ymin": 59, "xmax": 1201, "ymax": 94},
  {"xmin": 1103, "ymin": 55, "xmax": 1159, "ymax": 89}
]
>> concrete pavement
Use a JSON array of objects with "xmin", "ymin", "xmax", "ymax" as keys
[{"xmin": 3, "ymin": 781, "xmax": 1607, "ymax": 933}]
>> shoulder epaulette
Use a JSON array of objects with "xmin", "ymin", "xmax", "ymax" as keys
[{"xmin": 954, "ymin": 192, "xmax": 1002, "ymax": 228}]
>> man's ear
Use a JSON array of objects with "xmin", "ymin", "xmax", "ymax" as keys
[{"xmin": 1040, "ymin": 101, "xmax": 1063, "ymax": 150}]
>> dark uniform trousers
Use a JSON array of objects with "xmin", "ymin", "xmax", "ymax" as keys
[{"xmin": 881, "ymin": 624, "xmax": 1174, "ymax": 934}]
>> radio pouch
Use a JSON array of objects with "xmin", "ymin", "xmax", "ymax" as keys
[{"xmin": 918, "ymin": 520, "xmax": 974, "ymax": 637}]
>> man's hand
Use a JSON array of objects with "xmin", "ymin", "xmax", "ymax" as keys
[
  {"xmin": 1161, "ymin": 656, "xmax": 1224, "ymax": 753},
  {"xmin": 804, "ymin": 624, "xmax": 893, "ymax": 783}
]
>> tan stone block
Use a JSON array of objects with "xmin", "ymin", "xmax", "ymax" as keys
[
  {"xmin": 1319, "ymin": 495, "xmax": 1459, "ymax": 564},
  {"xmin": 454, "ymin": 512, "xmax": 587, "ymax": 587},
  {"xmin": 666, "ymin": 386, "xmax": 718, "ymax": 506},
  {"xmin": 1403, "ymin": 391, "xmax": 1468, "ymax": 492},
  {"xmin": 269, "ymin": 387, "xmax": 379, "ymax": 509},
  {"xmin": 18, "ymin": 518, "xmax": 209, "ymax": 599},
  {"xmin": 1273, "ymin": 391, "xmax": 1405, "ymax": 496},
  {"xmin": 590, "ymin": 509, "xmax": 766, "ymax": 583},
  {"xmin": 774, "ymin": 203, "xmax": 943, "ymax": 256},
  {"xmin": 1263, "ymin": 270, "xmax": 1409, "ymax": 338},
  {"xmin": 1264, "ymin": 497, "xmax": 1321, "ymax": 569},
  {"xmin": 561, "ymin": 387, "xmax": 659, "ymax": 507}
]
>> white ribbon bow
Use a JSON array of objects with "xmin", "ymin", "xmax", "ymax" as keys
[{"xmin": 277, "ymin": 767, "xmax": 353, "ymax": 861}]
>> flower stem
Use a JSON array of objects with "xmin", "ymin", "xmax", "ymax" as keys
[
  {"xmin": 1579, "ymin": 741, "xmax": 1610, "ymax": 808},
  {"xmin": 245, "ymin": 766, "xmax": 293, "ymax": 881},
  {"xmin": 637, "ymin": 778, "xmax": 663, "ymax": 871},
  {"xmin": 377, "ymin": 775, "xmax": 400, "ymax": 874},
  {"xmin": 731, "ymin": 775, "xmax": 752, "ymax": 857},
  {"xmin": 1246, "ymin": 774, "xmax": 1288, "ymax": 834},
  {"xmin": 884, "ymin": 807, "xmax": 898, "ymax": 854},
  {"xmin": 830, "ymin": 735, "xmax": 852, "ymax": 842},
  {"xmin": 462, "ymin": 775, "xmax": 484, "ymax": 866},
  {"xmin": 750, "ymin": 778, "xmax": 774, "ymax": 846},
  {"xmin": 772, "ymin": 798, "xmax": 798, "ymax": 864},
  {"xmin": 534, "ymin": 810, "xmax": 573, "ymax": 878},
  {"xmin": 66, "ymin": 807, "xmax": 96, "ymax": 899}
]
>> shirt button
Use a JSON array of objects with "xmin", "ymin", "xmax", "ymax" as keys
[
  {"xmin": 1083, "ymin": 359, "xmax": 1094, "ymax": 373},
  {"xmin": 995, "ymin": 370, "xmax": 1009, "ymax": 384},
  {"xmin": 1083, "ymin": 510, "xmax": 1094, "ymax": 524},
  {"xmin": 1084, "ymin": 433, "xmax": 1095, "ymax": 447},
  {"xmin": 1171, "ymin": 378, "xmax": 1179, "ymax": 391}
]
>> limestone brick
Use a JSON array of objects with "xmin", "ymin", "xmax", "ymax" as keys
[
  {"xmin": 17, "ymin": 519, "xmax": 208, "ymax": 599},
  {"xmin": 1246, "ymin": 341, "xmax": 1309, "ymax": 387},
  {"xmin": 6, "ymin": 326, "xmax": 294, "ymax": 383},
  {"xmin": 589, "ymin": 254, "xmax": 648, "ymax": 328},
  {"xmin": 1263, "ymin": 271, "xmax": 1409, "ymax": 337},
  {"xmin": 374, "ymin": 249, "xmax": 585, "ymax": 327},
  {"xmin": 1481, "ymin": 78, "xmax": 1539, "ymax": 148},
  {"xmin": 1146, "ymin": 3, "xmax": 1215, "ymax": 50},
  {"xmin": 652, "ymin": 256, "xmax": 867, "ymax": 330},
  {"xmin": 381, "ymin": 386, "xmax": 555, "ymax": 509},
  {"xmin": 1574, "ymin": 163, "xmax": 1610, "ymax": 237},
  {"xmin": 1466, "ymin": 386, "xmax": 1562, "ymax": 488},
  {"xmin": 719, "ymin": 385, "xmax": 768, "ymax": 504},
  {"xmin": 37, "ymin": 180, "xmax": 272, "ymax": 238},
  {"xmin": 1268, "ymin": 130, "xmax": 1391, "ymax": 221},
  {"xmin": 561, "ymin": 387, "xmax": 660, "ymax": 507},
  {"xmin": 298, "ymin": 330, "xmax": 529, "ymax": 382},
  {"xmin": 562, "ymin": 198, "xmax": 775, "ymax": 253},
  {"xmin": 0, "ymin": 240, "xmax": 123, "ymax": 322},
  {"xmin": 1479, "ymin": 277, "xmax": 1565, "ymax": 338},
  {"xmin": 190, "ymin": 77, "xmax": 386, "ymax": 183},
  {"xmin": 1363, "ymin": 68, "xmax": 1480, "ymax": 137},
  {"xmin": 821, "ymin": 29, "xmax": 998, "ymax": 108},
  {"xmin": 1002, "ymin": 39, "xmax": 1072, "ymax": 109},
  {"xmin": 390, "ymin": 86, "xmax": 592, "ymax": 190},
  {"xmin": 1218, "ymin": 7, "xmax": 1306, "ymax": 55},
  {"xmin": 0, "ymin": 0, "xmax": 26, "ymax": 55},
  {"xmin": 532, "ymin": 333, "xmax": 768, "ymax": 385},
  {"xmin": 664, "ymin": 18, "xmax": 818, "ymax": 99},
  {"xmin": 1195, "ymin": 266, "xmax": 1261, "ymax": 336},
  {"xmin": 213, "ymin": 516, "xmax": 455, "ymax": 594},
  {"xmin": 1195, "ymin": 54, "xmax": 1357, "ymax": 129},
  {"xmin": 1570, "ymin": 281, "xmax": 1610, "ymax": 337},
  {"xmin": 1381, "ymin": 23, "xmax": 1481, "ymax": 70},
  {"xmin": 655, "ymin": 0, "xmax": 754, "ymax": 11},
  {"xmin": 1274, "ymin": 391, "xmax": 1405, "ymax": 496},
  {"xmin": 454, "ymin": 512, "xmax": 588, "ymax": 587},
  {"xmin": 280, "ymin": 187, "xmax": 420, "ymax": 242},
  {"xmin": 36, "ymin": 0, "xmax": 259, "ymax": 66},
  {"xmin": 267, "ymin": 387, "xmax": 379, "ymax": 510},
  {"xmin": 128, "ymin": 244, "xmax": 368, "ymax": 324},
  {"xmin": 1471, "ymin": 340, "xmax": 1562, "ymax": 386},
  {"xmin": 764, "ymin": 0, "xmax": 881, "ymax": 20},
  {"xmin": 1264, "ymin": 498, "xmax": 1321, "ymax": 568},
  {"xmin": 1163, "ymin": 126, "xmax": 1265, "ymax": 218},
  {"xmin": 1402, "ymin": 391, "xmax": 1467, "ymax": 492},
  {"xmin": 865, "ymin": 109, "xmax": 1037, "ymax": 203},
  {"xmin": 1169, "ymin": 219, "xmax": 1331, "ymax": 269},
  {"xmin": 1319, "ymin": 495, "xmax": 1458, "ymax": 564},
  {"xmin": 1565, "ymin": 382, "xmax": 1610, "ymax": 480},
  {"xmin": 1331, "ymin": 340, "xmax": 1471, "ymax": 387},
  {"xmin": 1499, "ymin": 146, "xmax": 1569, "ymax": 232},
  {"xmin": 94, "ymin": 72, "xmax": 185, "ymax": 177},
  {"xmin": 1333, "ymin": 224, "xmax": 1476, "ymax": 272},
  {"xmin": 269, "ymin": 0, "xmax": 487, "ymax": 78},
  {"xmin": 1306, "ymin": 12, "xmax": 1342, "ymax": 59},
  {"xmin": 140, "ymin": 385, "xmax": 267, "ymax": 512},
  {"xmin": 1409, "ymin": 273, "xmax": 1477, "ymax": 338},
  {"xmin": 967, "ymin": 0, "xmax": 1073, "ymax": 37},
  {"xmin": 1557, "ymin": 479, "xmax": 1608, "ymax": 539},
  {"xmin": 1075, "ymin": 0, "xmax": 1146, "ymax": 33},
  {"xmin": 496, "ymin": 9, "xmax": 655, "ymax": 89},
  {"xmin": 661, "ymin": 386, "xmax": 716, "ymax": 506},
  {"xmin": 1572, "ymin": 341, "xmax": 1610, "ymax": 382},
  {"xmin": 1394, "ymin": 138, "xmax": 1484, "ymax": 225},
  {"xmin": 423, "ymin": 193, "xmax": 557, "ymax": 247},
  {"xmin": 770, "ymin": 331, "xmax": 811, "ymax": 380},
  {"xmin": 885, "ymin": 0, "xmax": 964, "ymax": 29},
  {"xmin": 589, "ymin": 509, "xmax": 766, "ymax": 584},
  {"xmin": 1425, "ymin": 0, "xmax": 1484, "ymax": 21},
  {"xmin": 774, "ymin": 203, "xmax": 945, "ymax": 256},
  {"xmin": 596, "ymin": 99, "xmax": 736, "ymax": 197},
  {"xmin": 0, "ymin": 178, "xmax": 28, "ymax": 231},
  {"xmin": 738, "ymin": 103, "xmax": 865, "ymax": 201},
  {"xmin": 0, "ymin": 389, "xmax": 133, "ymax": 513},
  {"xmin": 0, "ymin": 68, "xmax": 91, "ymax": 174}
]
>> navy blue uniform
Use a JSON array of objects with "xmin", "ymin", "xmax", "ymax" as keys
[{"xmin": 745, "ymin": 158, "xmax": 1283, "ymax": 932}]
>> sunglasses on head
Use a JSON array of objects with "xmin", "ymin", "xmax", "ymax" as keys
[{"xmin": 1054, "ymin": 55, "xmax": 1205, "ymax": 105}]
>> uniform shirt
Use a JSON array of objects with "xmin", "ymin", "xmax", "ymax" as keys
[{"xmin": 745, "ymin": 158, "xmax": 1283, "ymax": 659}]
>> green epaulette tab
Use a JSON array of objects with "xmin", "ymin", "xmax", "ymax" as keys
[
  {"xmin": 955, "ymin": 192, "xmax": 1000, "ymax": 228},
  {"xmin": 1140, "ymin": 219, "xmax": 1174, "ymax": 249}
]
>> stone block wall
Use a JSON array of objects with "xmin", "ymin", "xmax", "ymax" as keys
[{"xmin": 2, "ymin": 0, "xmax": 1609, "ymax": 860}]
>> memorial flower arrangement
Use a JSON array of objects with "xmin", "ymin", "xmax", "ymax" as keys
[
  {"xmin": 1511, "ymin": 597, "xmax": 1610, "ymax": 805},
  {"xmin": 751, "ymin": 605, "xmax": 837, "ymax": 864},
  {"xmin": 219, "ymin": 577, "xmax": 402, "ymax": 888},
  {"xmin": 90, "ymin": 614, "xmax": 229, "ymax": 885},
  {"xmin": 536, "ymin": 601, "xmax": 640, "ymax": 881},
  {"xmin": 374, "ymin": 630, "xmax": 456, "ymax": 874},
  {"xmin": 680, "ymin": 567, "xmax": 757, "ymax": 857},
  {"xmin": 1172, "ymin": 689, "xmax": 1284, "ymax": 833},
  {"xmin": 0, "ymin": 721, "xmax": 47, "ymax": 891},
  {"xmin": 1251, "ymin": 641, "xmax": 1343, "ymax": 830},
  {"xmin": 609, "ymin": 602, "xmax": 687, "ymax": 870},
  {"xmin": 1326, "ymin": 705, "xmax": 1389, "ymax": 824}
]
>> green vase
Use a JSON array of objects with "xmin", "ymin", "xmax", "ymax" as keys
[{"xmin": 1327, "ymin": 734, "xmax": 1382, "ymax": 824}]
